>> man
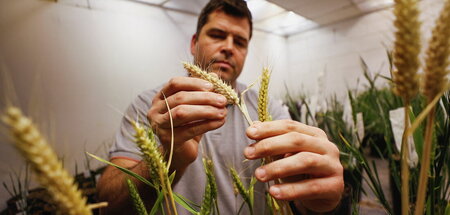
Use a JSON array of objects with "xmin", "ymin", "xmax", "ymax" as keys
[{"xmin": 97, "ymin": 0, "xmax": 344, "ymax": 214}]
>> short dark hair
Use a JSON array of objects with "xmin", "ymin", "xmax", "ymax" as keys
[{"xmin": 196, "ymin": 0, "xmax": 253, "ymax": 40}]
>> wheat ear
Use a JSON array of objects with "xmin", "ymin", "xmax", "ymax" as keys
[
  {"xmin": 183, "ymin": 62, "xmax": 240, "ymax": 105},
  {"xmin": 422, "ymin": 0, "xmax": 450, "ymax": 101},
  {"xmin": 258, "ymin": 68, "xmax": 272, "ymax": 122},
  {"xmin": 415, "ymin": 1, "xmax": 450, "ymax": 214},
  {"xmin": 131, "ymin": 121, "xmax": 178, "ymax": 215},
  {"xmin": 131, "ymin": 121, "xmax": 166, "ymax": 187},
  {"xmin": 1, "ymin": 106, "xmax": 91, "ymax": 215},
  {"xmin": 183, "ymin": 62, "xmax": 254, "ymax": 125},
  {"xmin": 392, "ymin": 0, "xmax": 421, "ymax": 101},
  {"xmin": 200, "ymin": 157, "xmax": 218, "ymax": 215},
  {"xmin": 126, "ymin": 178, "xmax": 149, "ymax": 215},
  {"xmin": 229, "ymin": 167, "xmax": 254, "ymax": 215}
]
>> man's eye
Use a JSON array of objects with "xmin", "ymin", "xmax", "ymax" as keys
[
  {"xmin": 209, "ymin": 33, "xmax": 225, "ymax": 39},
  {"xmin": 235, "ymin": 40, "xmax": 247, "ymax": 48}
]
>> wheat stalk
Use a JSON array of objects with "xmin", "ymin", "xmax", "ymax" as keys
[
  {"xmin": 255, "ymin": 68, "xmax": 293, "ymax": 215},
  {"xmin": 392, "ymin": 0, "xmax": 422, "ymax": 214},
  {"xmin": 1, "ymin": 106, "xmax": 91, "ymax": 215},
  {"xmin": 131, "ymin": 121, "xmax": 178, "ymax": 215},
  {"xmin": 415, "ymin": 1, "xmax": 450, "ymax": 214},
  {"xmin": 126, "ymin": 178, "xmax": 149, "ymax": 215}
]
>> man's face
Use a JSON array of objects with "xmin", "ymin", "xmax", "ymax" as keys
[{"xmin": 191, "ymin": 10, "xmax": 250, "ymax": 86}]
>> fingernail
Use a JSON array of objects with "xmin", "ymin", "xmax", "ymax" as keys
[
  {"xmin": 217, "ymin": 95, "xmax": 227, "ymax": 104},
  {"xmin": 245, "ymin": 147, "xmax": 255, "ymax": 157},
  {"xmin": 270, "ymin": 186, "xmax": 281, "ymax": 198},
  {"xmin": 205, "ymin": 82, "xmax": 213, "ymax": 89},
  {"xmin": 255, "ymin": 168, "xmax": 266, "ymax": 180},
  {"xmin": 248, "ymin": 127, "xmax": 257, "ymax": 136}
]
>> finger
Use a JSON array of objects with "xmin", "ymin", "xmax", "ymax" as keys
[
  {"xmin": 246, "ymin": 120, "xmax": 328, "ymax": 140},
  {"xmin": 155, "ymin": 91, "xmax": 227, "ymax": 114},
  {"xmin": 156, "ymin": 119, "xmax": 226, "ymax": 145},
  {"xmin": 153, "ymin": 105, "xmax": 226, "ymax": 128},
  {"xmin": 269, "ymin": 176, "xmax": 343, "ymax": 203},
  {"xmin": 254, "ymin": 152, "xmax": 337, "ymax": 182},
  {"xmin": 158, "ymin": 77, "xmax": 214, "ymax": 98},
  {"xmin": 244, "ymin": 132, "xmax": 330, "ymax": 159}
]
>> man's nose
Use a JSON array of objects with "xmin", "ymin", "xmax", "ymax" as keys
[{"xmin": 221, "ymin": 36, "xmax": 234, "ymax": 58}]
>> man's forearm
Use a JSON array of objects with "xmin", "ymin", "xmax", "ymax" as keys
[
  {"xmin": 97, "ymin": 160, "xmax": 154, "ymax": 214},
  {"xmin": 97, "ymin": 156, "xmax": 190, "ymax": 214}
]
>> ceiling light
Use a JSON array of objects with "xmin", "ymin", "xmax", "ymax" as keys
[{"xmin": 247, "ymin": 0, "xmax": 285, "ymax": 22}]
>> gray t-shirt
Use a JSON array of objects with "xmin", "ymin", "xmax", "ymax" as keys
[{"xmin": 110, "ymin": 82, "xmax": 291, "ymax": 215}]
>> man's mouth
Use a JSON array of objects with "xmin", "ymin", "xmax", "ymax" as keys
[{"xmin": 213, "ymin": 61, "xmax": 233, "ymax": 70}]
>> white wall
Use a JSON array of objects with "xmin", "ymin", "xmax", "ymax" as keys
[
  {"xmin": 0, "ymin": 0, "xmax": 287, "ymax": 210},
  {"xmin": 285, "ymin": 0, "xmax": 446, "ymax": 104}
]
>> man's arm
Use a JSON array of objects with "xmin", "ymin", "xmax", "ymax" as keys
[
  {"xmin": 244, "ymin": 120, "xmax": 344, "ymax": 213},
  {"xmin": 97, "ymin": 76, "xmax": 228, "ymax": 213},
  {"xmin": 97, "ymin": 158, "xmax": 152, "ymax": 214}
]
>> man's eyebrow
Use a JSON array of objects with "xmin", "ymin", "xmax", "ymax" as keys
[{"xmin": 207, "ymin": 28, "xmax": 226, "ymax": 34}]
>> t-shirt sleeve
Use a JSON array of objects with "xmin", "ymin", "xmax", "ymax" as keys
[
  {"xmin": 269, "ymin": 96, "xmax": 291, "ymax": 121},
  {"xmin": 109, "ymin": 89, "xmax": 158, "ymax": 161}
]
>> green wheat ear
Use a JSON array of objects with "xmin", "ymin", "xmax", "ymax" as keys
[
  {"xmin": 200, "ymin": 157, "xmax": 218, "ymax": 215},
  {"xmin": 229, "ymin": 167, "xmax": 254, "ymax": 214},
  {"xmin": 126, "ymin": 178, "xmax": 149, "ymax": 215},
  {"xmin": 131, "ymin": 121, "xmax": 166, "ymax": 187}
]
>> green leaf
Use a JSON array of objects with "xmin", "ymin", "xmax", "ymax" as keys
[
  {"xmin": 86, "ymin": 152, "xmax": 154, "ymax": 188},
  {"xmin": 174, "ymin": 193, "xmax": 199, "ymax": 214},
  {"xmin": 149, "ymin": 191, "xmax": 164, "ymax": 215},
  {"xmin": 169, "ymin": 171, "xmax": 176, "ymax": 184},
  {"xmin": 409, "ymin": 108, "xmax": 424, "ymax": 159}
]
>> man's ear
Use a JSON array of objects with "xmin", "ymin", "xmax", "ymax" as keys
[{"xmin": 190, "ymin": 34, "xmax": 197, "ymax": 55}]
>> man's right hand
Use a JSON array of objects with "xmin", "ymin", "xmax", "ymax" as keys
[{"xmin": 147, "ymin": 76, "xmax": 228, "ymax": 172}]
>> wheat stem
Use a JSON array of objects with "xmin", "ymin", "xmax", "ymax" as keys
[
  {"xmin": 414, "ymin": 109, "xmax": 436, "ymax": 215},
  {"xmin": 414, "ymin": 0, "xmax": 450, "ymax": 213},
  {"xmin": 401, "ymin": 105, "xmax": 410, "ymax": 215}
]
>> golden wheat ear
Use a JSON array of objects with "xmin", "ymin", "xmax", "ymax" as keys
[
  {"xmin": 183, "ymin": 62, "xmax": 240, "ymax": 105},
  {"xmin": 422, "ymin": 0, "xmax": 450, "ymax": 101},
  {"xmin": 257, "ymin": 67, "xmax": 272, "ymax": 122},
  {"xmin": 1, "ymin": 106, "xmax": 92, "ymax": 215},
  {"xmin": 392, "ymin": 0, "xmax": 421, "ymax": 102}
]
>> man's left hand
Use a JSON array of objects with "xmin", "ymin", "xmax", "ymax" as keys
[{"xmin": 244, "ymin": 119, "xmax": 344, "ymax": 213}]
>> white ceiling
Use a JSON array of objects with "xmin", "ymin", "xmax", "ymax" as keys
[{"xmin": 134, "ymin": 0, "xmax": 394, "ymax": 37}]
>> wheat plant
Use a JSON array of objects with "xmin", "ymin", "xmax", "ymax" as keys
[
  {"xmin": 392, "ymin": 0, "xmax": 421, "ymax": 213},
  {"xmin": 414, "ymin": 0, "xmax": 450, "ymax": 214}
]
